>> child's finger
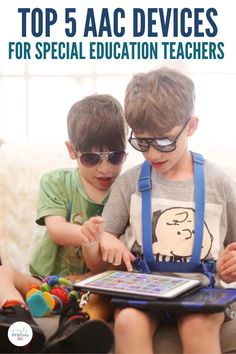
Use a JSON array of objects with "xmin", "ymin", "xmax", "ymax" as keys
[
  {"xmin": 225, "ymin": 242, "xmax": 236, "ymax": 252},
  {"xmin": 113, "ymin": 252, "xmax": 122, "ymax": 266},
  {"xmin": 221, "ymin": 255, "xmax": 236, "ymax": 271},
  {"xmin": 107, "ymin": 251, "xmax": 116, "ymax": 264},
  {"xmin": 221, "ymin": 264, "xmax": 236, "ymax": 277},
  {"xmin": 80, "ymin": 234, "xmax": 91, "ymax": 245},
  {"xmin": 122, "ymin": 251, "xmax": 134, "ymax": 272},
  {"xmin": 94, "ymin": 224, "xmax": 104, "ymax": 239},
  {"xmin": 81, "ymin": 226, "xmax": 96, "ymax": 241},
  {"xmin": 221, "ymin": 250, "xmax": 236, "ymax": 266},
  {"xmin": 101, "ymin": 248, "xmax": 109, "ymax": 262},
  {"xmin": 82, "ymin": 219, "xmax": 103, "ymax": 241},
  {"xmin": 90, "ymin": 216, "xmax": 104, "ymax": 225}
]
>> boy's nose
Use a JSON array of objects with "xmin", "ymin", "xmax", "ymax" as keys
[
  {"xmin": 143, "ymin": 145, "xmax": 162, "ymax": 161},
  {"xmin": 96, "ymin": 156, "xmax": 113, "ymax": 173}
]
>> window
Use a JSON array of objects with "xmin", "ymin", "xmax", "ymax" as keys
[{"xmin": 0, "ymin": 2, "xmax": 235, "ymax": 163}]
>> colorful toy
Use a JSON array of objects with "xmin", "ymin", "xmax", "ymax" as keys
[{"xmin": 26, "ymin": 275, "xmax": 81, "ymax": 317}]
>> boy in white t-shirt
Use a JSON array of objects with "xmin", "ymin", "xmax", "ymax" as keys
[{"xmin": 82, "ymin": 68, "xmax": 236, "ymax": 354}]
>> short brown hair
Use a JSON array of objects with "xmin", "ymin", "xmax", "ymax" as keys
[
  {"xmin": 125, "ymin": 67, "xmax": 195, "ymax": 135},
  {"xmin": 67, "ymin": 94, "xmax": 127, "ymax": 152}
]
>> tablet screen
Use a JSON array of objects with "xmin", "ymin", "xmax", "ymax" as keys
[{"xmin": 74, "ymin": 270, "xmax": 201, "ymax": 299}]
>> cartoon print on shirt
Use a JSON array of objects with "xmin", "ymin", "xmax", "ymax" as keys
[
  {"xmin": 152, "ymin": 207, "xmax": 213, "ymax": 262},
  {"xmin": 72, "ymin": 213, "xmax": 83, "ymax": 225}
]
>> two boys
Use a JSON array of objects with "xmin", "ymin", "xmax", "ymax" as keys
[{"xmin": 1, "ymin": 67, "xmax": 236, "ymax": 354}]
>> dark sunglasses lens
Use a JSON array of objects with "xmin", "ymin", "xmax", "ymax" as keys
[
  {"xmin": 108, "ymin": 151, "xmax": 127, "ymax": 165},
  {"xmin": 155, "ymin": 143, "xmax": 176, "ymax": 152},
  {"xmin": 129, "ymin": 137, "xmax": 176, "ymax": 153},
  {"xmin": 80, "ymin": 153, "xmax": 101, "ymax": 166},
  {"xmin": 129, "ymin": 138, "xmax": 148, "ymax": 152}
]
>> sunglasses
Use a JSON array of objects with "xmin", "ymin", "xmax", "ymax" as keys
[
  {"xmin": 78, "ymin": 151, "xmax": 127, "ymax": 167},
  {"xmin": 128, "ymin": 119, "xmax": 190, "ymax": 153}
]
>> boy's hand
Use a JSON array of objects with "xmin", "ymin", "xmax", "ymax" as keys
[
  {"xmin": 80, "ymin": 216, "xmax": 104, "ymax": 244},
  {"xmin": 217, "ymin": 242, "xmax": 236, "ymax": 283},
  {"xmin": 99, "ymin": 233, "xmax": 135, "ymax": 272}
]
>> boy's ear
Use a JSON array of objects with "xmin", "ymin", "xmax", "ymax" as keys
[
  {"xmin": 65, "ymin": 141, "xmax": 77, "ymax": 160},
  {"xmin": 187, "ymin": 116, "xmax": 198, "ymax": 136}
]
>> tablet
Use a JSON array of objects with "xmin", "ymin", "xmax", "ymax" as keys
[
  {"xmin": 73, "ymin": 270, "xmax": 201, "ymax": 300},
  {"xmin": 111, "ymin": 287, "xmax": 236, "ymax": 313}
]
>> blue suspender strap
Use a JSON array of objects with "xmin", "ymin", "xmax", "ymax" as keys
[
  {"xmin": 191, "ymin": 152, "xmax": 205, "ymax": 264},
  {"xmin": 138, "ymin": 160, "xmax": 155, "ymax": 264}
]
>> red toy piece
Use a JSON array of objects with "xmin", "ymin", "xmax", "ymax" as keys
[{"xmin": 50, "ymin": 287, "xmax": 69, "ymax": 310}]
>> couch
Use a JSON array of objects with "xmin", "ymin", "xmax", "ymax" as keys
[{"xmin": 1, "ymin": 142, "xmax": 236, "ymax": 353}]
